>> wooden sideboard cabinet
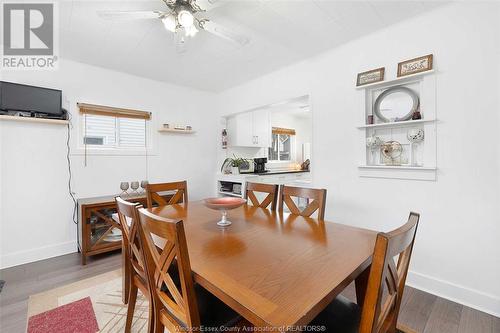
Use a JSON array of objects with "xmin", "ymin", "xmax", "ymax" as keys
[{"xmin": 77, "ymin": 194, "xmax": 170, "ymax": 265}]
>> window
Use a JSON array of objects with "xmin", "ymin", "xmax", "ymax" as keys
[
  {"xmin": 78, "ymin": 103, "xmax": 151, "ymax": 151},
  {"xmin": 268, "ymin": 127, "xmax": 295, "ymax": 162}
]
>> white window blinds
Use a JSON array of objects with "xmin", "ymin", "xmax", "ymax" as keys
[
  {"xmin": 79, "ymin": 103, "xmax": 149, "ymax": 149},
  {"xmin": 118, "ymin": 117, "xmax": 146, "ymax": 147}
]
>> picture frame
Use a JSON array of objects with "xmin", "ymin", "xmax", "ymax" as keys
[
  {"xmin": 397, "ymin": 54, "xmax": 433, "ymax": 77},
  {"xmin": 356, "ymin": 67, "xmax": 385, "ymax": 86}
]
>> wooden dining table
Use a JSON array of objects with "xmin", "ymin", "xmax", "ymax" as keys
[{"xmin": 146, "ymin": 200, "xmax": 377, "ymax": 330}]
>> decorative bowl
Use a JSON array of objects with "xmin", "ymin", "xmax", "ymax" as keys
[{"xmin": 203, "ymin": 197, "xmax": 246, "ymax": 227}]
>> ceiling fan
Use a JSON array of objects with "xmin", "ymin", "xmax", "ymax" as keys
[{"xmin": 98, "ymin": 0, "xmax": 250, "ymax": 52}]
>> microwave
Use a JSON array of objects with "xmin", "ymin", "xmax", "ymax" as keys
[{"xmin": 239, "ymin": 159, "xmax": 255, "ymax": 173}]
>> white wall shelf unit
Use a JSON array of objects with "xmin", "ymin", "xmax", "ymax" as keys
[
  {"xmin": 357, "ymin": 69, "xmax": 437, "ymax": 181},
  {"xmin": 359, "ymin": 165, "xmax": 437, "ymax": 170},
  {"xmin": 355, "ymin": 70, "xmax": 435, "ymax": 90},
  {"xmin": 358, "ymin": 165, "xmax": 437, "ymax": 181},
  {"xmin": 357, "ymin": 118, "xmax": 436, "ymax": 129},
  {"xmin": 0, "ymin": 115, "xmax": 69, "ymax": 125}
]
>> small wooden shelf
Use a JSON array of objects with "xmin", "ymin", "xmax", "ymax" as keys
[
  {"xmin": 357, "ymin": 119, "xmax": 436, "ymax": 129},
  {"xmin": 158, "ymin": 128, "xmax": 196, "ymax": 134},
  {"xmin": 356, "ymin": 70, "xmax": 435, "ymax": 90},
  {"xmin": 0, "ymin": 115, "xmax": 69, "ymax": 125}
]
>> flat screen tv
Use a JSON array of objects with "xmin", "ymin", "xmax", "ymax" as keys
[{"xmin": 0, "ymin": 81, "xmax": 62, "ymax": 116}]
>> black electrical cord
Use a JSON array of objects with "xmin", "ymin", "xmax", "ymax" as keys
[{"xmin": 66, "ymin": 113, "xmax": 78, "ymax": 225}]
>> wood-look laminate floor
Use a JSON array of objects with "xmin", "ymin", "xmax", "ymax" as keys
[{"xmin": 0, "ymin": 251, "xmax": 498, "ymax": 333}]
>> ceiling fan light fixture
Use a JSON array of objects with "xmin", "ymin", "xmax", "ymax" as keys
[
  {"xmin": 185, "ymin": 25, "xmax": 198, "ymax": 37},
  {"xmin": 162, "ymin": 14, "xmax": 176, "ymax": 32},
  {"xmin": 177, "ymin": 9, "xmax": 194, "ymax": 27}
]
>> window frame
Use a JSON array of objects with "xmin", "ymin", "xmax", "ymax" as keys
[
  {"xmin": 74, "ymin": 110, "xmax": 156, "ymax": 156},
  {"xmin": 267, "ymin": 132, "xmax": 296, "ymax": 163}
]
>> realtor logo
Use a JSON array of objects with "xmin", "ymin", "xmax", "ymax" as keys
[{"xmin": 2, "ymin": 2, "xmax": 58, "ymax": 69}]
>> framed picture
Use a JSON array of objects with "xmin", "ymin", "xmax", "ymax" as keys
[
  {"xmin": 397, "ymin": 54, "xmax": 433, "ymax": 77},
  {"xmin": 356, "ymin": 67, "xmax": 385, "ymax": 86}
]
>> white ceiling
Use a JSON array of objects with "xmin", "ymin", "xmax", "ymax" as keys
[
  {"xmin": 59, "ymin": 0, "xmax": 443, "ymax": 92},
  {"xmin": 264, "ymin": 95, "xmax": 310, "ymax": 115}
]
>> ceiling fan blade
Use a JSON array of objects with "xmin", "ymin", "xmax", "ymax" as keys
[
  {"xmin": 199, "ymin": 20, "xmax": 249, "ymax": 46},
  {"xmin": 97, "ymin": 10, "xmax": 164, "ymax": 20}
]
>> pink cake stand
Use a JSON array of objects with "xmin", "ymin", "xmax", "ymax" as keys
[{"xmin": 204, "ymin": 197, "xmax": 247, "ymax": 227}]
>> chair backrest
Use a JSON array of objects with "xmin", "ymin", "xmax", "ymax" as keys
[
  {"xmin": 146, "ymin": 181, "xmax": 188, "ymax": 208},
  {"xmin": 137, "ymin": 208, "xmax": 200, "ymax": 331},
  {"xmin": 359, "ymin": 212, "xmax": 420, "ymax": 333},
  {"xmin": 246, "ymin": 182, "xmax": 279, "ymax": 210},
  {"xmin": 278, "ymin": 185, "xmax": 327, "ymax": 220},
  {"xmin": 115, "ymin": 197, "xmax": 145, "ymax": 278}
]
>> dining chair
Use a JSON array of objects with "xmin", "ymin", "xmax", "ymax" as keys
[
  {"xmin": 308, "ymin": 212, "xmax": 420, "ymax": 333},
  {"xmin": 278, "ymin": 184, "xmax": 327, "ymax": 220},
  {"xmin": 137, "ymin": 208, "xmax": 242, "ymax": 333},
  {"xmin": 115, "ymin": 197, "xmax": 153, "ymax": 333},
  {"xmin": 146, "ymin": 181, "xmax": 188, "ymax": 208},
  {"xmin": 246, "ymin": 182, "xmax": 279, "ymax": 210}
]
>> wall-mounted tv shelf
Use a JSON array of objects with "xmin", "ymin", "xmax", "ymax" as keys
[{"xmin": 0, "ymin": 115, "xmax": 69, "ymax": 125}]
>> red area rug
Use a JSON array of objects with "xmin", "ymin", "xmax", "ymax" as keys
[{"xmin": 27, "ymin": 297, "xmax": 99, "ymax": 333}]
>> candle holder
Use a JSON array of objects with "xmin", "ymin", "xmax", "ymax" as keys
[
  {"xmin": 407, "ymin": 129, "xmax": 425, "ymax": 166},
  {"xmin": 366, "ymin": 135, "xmax": 383, "ymax": 165}
]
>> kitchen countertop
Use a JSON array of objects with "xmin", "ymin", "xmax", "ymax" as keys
[
  {"xmin": 217, "ymin": 170, "xmax": 311, "ymax": 181},
  {"xmin": 258, "ymin": 170, "xmax": 310, "ymax": 175},
  {"xmin": 243, "ymin": 170, "xmax": 310, "ymax": 176}
]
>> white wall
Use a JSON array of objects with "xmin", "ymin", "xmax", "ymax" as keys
[
  {"xmin": 0, "ymin": 59, "xmax": 218, "ymax": 268},
  {"xmin": 216, "ymin": 3, "xmax": 500, "ymax": 316}
]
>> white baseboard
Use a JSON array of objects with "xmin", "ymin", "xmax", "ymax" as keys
[
  {"xmin": 406, "ymin": 270, "xmax": 500, "ymax": 317},
  {"xmin": 0, "ymin": 241, "xmax": 77, "ymax": 269}
]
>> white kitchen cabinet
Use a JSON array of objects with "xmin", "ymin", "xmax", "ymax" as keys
[
  {"xmin": 254, "ymin": 172, "xmax": 311, "ymax": 185},
  {"xmin": 252, "ymin": 108, "xmax": 270, "ymax": 148},
  {"xmin": 226, "ymin": 110, "xmax": 270, "ymax": 148},
  {"xmin": 227, "ymin": 111, "xmax": 253, "ymax": 147}
]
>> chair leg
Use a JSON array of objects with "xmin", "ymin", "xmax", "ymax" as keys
[
  {"xmin": 122, "ymin": 244, "xmax": 130, "ymax": 304},
  {"xmin": 146, "ymin": 295, "xmax": 155, "ymax": 333},
  {"xmin": 396, "ymin": 323, "xmax": 418, "ymax": 333},
  {"xmin": 154, "ymin": 311, "xmax": 164, "ymax": 333},
  {"xmin": 125, "ymin": 283, "xmax": 138, "ymax": 333}
]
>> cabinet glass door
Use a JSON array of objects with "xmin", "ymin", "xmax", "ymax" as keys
[{"xmin": 88, "ymin": 206, "xmax": 121, "ymax": 249}]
